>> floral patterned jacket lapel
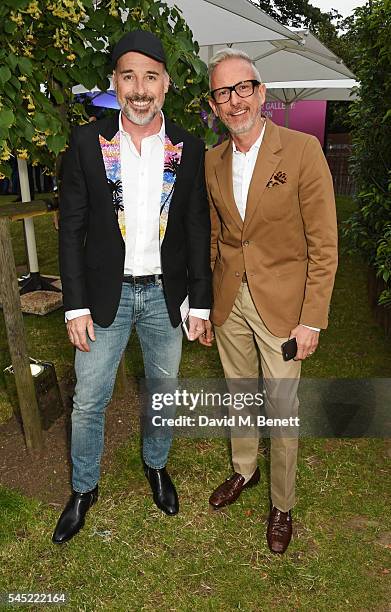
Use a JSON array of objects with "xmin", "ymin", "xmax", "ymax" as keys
[
  {"xmin": 99, "ymin": 131, "xmax": 183, "ymax": 244},
  {"xmin": 160, "ymin": 135, "xmax": 183, "ymax": 242},
  {"xmin": 99, "ymin": 132, "xmax": 125, "ymax": 238}
]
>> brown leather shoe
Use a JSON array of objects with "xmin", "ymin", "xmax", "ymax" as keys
[
  {"xmin": 266, "ymin": 506, "xmax": 292, "ymax": 554},
  {"xmin": 209, "ymin": 467, "xmax": 260, "ymax": 508}
]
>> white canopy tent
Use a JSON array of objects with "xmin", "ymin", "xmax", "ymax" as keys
[
  {"xmin": 164, "ymin": 0, "xmax": 301, "ymax": 50},
  {"xmin": 201, "ymin": 28, "xmax": 355, "ymax": 83}
]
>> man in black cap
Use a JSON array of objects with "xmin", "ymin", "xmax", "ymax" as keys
[{"xmin": 52, "ymin": 30, "xmax": 212, "ymax": 543}]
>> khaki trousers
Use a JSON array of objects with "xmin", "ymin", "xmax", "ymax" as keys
[{"xmin": 215, "ymin": 282, "xmax": 301, "ymax": 512}]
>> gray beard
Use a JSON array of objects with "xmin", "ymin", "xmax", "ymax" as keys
[
  {"xmin": 225, "ymin": 108, "xmax": 262, "ymax": 136},
  {"xmin": 229, "ymin": 123, "xmax": 253, "ymax": 135},
  {"xmin": 120, "ymin": 99, "xmax": 162, "ymax": 126}
]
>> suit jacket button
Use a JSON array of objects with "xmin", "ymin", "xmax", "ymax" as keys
[
  {"xmin": 235, "ymin": 271, "xmax": 240, "ymax": 277},
  {"xmin": 243, "ymin": 240, "xmax": 249, "ymax": 246}
]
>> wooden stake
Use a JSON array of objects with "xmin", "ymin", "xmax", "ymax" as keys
[{"xmin": 0, "ymin": 217, "xmax": 43, "ymax": 451}]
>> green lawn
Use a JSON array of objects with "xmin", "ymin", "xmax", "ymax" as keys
[{"xmin": 0, "ymin": 195, "xmax": 390, "ymax": 611}]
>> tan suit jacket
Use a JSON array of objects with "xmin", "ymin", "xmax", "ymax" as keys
[{"xmin": 205, "ymin": 118, "xmax": 338, "ymax": 337}]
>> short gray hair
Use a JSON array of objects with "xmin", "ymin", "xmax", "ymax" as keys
[{"xmin": 208, "ymin": 48, "xmax": 262, "ymax": 89}]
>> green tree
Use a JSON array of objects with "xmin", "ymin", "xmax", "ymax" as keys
[
  {"xmin": 250, "ymin": 0, "xmax": 341, "ymax": 29},
  {"xmin": 343, "ymin": 0, "xmax": 391, "ymax": 306},
  {"xmin": 0, "ymin": 0, "xmax": 213, "ymax": 180}
]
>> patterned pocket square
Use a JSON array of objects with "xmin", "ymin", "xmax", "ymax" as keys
[{"xmin": 267, "ymin": 171, "xmax": 287, "ymax": 188}]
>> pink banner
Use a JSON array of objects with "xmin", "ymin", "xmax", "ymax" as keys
[{"xmin": 262, "ymin": 100, "xmax": 327, "ymax": 147}]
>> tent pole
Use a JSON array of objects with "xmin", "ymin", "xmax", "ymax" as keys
[
  {"xmin": 17, "ymin": 158, "xmax": 60, "ymax": 294},
  {"xmin": 18, "ymin": 158, "xmax": 39, "ymax": 275},
  {"xmin": 284, "ymin": 104, "xmax": 290, "ymax": 128}
]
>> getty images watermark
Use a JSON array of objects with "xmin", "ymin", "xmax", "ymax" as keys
[
  {"xmin": 139, "ymin": 378, "xmax": 391, "ymax": 438},
  {"xmin": 150, "ymin": 388, "xmax": 299, "ymax": 430}
]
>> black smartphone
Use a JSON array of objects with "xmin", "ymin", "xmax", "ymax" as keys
[{"xmin": 281, "ymin": 337, "xmax": 297, "ymax": 361}]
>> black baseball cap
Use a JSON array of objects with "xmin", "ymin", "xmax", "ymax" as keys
[{"xmin": 112, "ymin": 30, "xmax": 166, "ymax": 68}]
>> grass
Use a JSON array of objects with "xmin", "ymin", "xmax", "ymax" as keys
[{"xmin": 0, "ymin": 195, "xmax": 390, "ymax": 611}]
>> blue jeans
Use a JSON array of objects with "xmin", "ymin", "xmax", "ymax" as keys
[{"xmin": 71, "ymin": 280, "xmax": 183, "ymax": 492}]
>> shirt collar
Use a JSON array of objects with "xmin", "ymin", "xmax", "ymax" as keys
[
  {"xmin": 232, "ymin": 119, "xmax": 266, "ymax": 154},
  {"xmin": 118, "ymin": 111, "xmax": 166, "ymax": 144}
]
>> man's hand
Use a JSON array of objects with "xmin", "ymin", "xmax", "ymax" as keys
[
  {"xmin": 188, "ymin": 315, "xmax": 206, "ymax": 341},
  {"xmin": 198, "ymin": 320, "xmax": 214, "ymax": 347},
  {"xmin": 66, "ymin": 314, "xmax": 95, "ymax": 352},
  {"xmin": 290, "ymin": 324, "xmax": 319, "ymax": 360}
]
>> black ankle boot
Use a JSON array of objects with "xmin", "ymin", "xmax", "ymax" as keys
[
  {"xmin": 143, "ymin": 464, "xmax": 179, "ymax": 516},
  {"xmin": 52, "ymin": 485, "xmax": 98, "ymax": 544}
]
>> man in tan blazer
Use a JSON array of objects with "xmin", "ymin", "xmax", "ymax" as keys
[{"xmin": 201, "ymin": 48, "xmax": 338, "ymax": 554}]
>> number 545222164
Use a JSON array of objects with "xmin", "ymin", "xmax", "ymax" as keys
[{"xmin": 2, "ymin": 592, "xmax": 67, "ymax": 605}]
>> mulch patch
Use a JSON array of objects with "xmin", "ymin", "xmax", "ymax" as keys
[
  {"xmin": 19, "ymin": 290, "xmax": 63, "ymax": 315},
  {"xmin": 0, "ymin": 371, "xmax": 139, "ymax": 506}
]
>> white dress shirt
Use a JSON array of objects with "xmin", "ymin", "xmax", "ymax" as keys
[
  {"xmin": 122, "ymin": 112, "xmax": 164, "ymax": 276},
  {"xmin": 231, "ymin": 122, "xmax": 319, "ymax": 333},
  {"xmin": 66, "ymin": 113, "xmax": 209, "ymax": 322},
  {"xmin": 232, "ymin": 122, "xmax": 266, "ymax": 221}
]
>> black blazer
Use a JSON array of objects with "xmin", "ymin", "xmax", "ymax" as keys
[{"xmin": 59, "ymin": 113, "xmax": 211, "ymax": 328}]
